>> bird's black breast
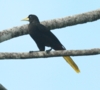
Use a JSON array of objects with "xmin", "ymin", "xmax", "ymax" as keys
[{"xmin": 28, "ymin": 23, "xmax": 49, "ymax": 46}]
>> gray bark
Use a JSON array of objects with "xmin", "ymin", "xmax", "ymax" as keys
[{"xmin": 0, "ymin": 48, "xmax": 99, "ymax": 59}]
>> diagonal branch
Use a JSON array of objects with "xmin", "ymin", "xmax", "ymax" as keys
[
  {"xmin": 0, "ymin": 9, "xmax": 100, "ymax": 43},
  {"xmin": 0, "ymin": 48, "xmax": 100, "ymax": 59}
]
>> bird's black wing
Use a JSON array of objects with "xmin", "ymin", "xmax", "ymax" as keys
[{"xmin": 36, "ymin": 24, "xmax": 66, "ymax": 50}]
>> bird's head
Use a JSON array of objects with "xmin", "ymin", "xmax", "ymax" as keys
[{"xmin": 22, "ymin": 14, "xmax": 39, "ymax": 23}]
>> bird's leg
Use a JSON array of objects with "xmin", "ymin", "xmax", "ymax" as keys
[{"xmin": 46, "ymin": 48, "xmax": 52, "ymax": 53}]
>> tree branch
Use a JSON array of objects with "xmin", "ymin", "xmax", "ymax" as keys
[
  {"xmin": 0, "ymin": 84, "xmax": 7, "ymax": 90},
  {"xmin": 0, "ymin": 48, "xmax": 99, "ymax": 59},
  {"xmin": 0, "ymin": 9, "xmax": 100, "ymax": 43}
]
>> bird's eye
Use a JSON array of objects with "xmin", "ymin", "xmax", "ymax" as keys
[
  {"xmin": 29, "ymin": 16, "xmax": 31, "ymax": 18},
  {"xmin": 29, "ymin": 15, "xmax": 32, "ymax": 18}
]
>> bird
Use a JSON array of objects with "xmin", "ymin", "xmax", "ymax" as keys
[{"xmin": 22, "ymin": 14, "xmax": 80, "ymax": 73}]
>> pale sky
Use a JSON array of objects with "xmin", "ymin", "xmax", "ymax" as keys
[{"xmin": 0, "ymin": 0, "xmax": 100, "ymax": 90}]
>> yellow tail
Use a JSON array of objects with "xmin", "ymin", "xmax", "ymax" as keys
[{"xmin": 63, "ymin": 56, "xmax": 80, "ymax": 73}]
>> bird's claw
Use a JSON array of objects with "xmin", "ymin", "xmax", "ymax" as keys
[
  {"xmin": 46, "ymin": 48, "xmax": 52, "ymax": 53},
  {"xmin": 29, "ymin": 51, "xmax": 38, "ymax": 53},
  {"xmin": 29, "ymin": 51, "xmax": 34, "ymax": 53}
]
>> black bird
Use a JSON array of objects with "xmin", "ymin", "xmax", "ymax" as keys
[{"xmin": 22, "ymin": 14, "xmax": 80, "ymax": 73}]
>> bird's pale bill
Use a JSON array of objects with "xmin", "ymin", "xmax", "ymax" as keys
[{"xmin": 21, "ymin": 17, "xmax": 29, "ymax": 21}]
